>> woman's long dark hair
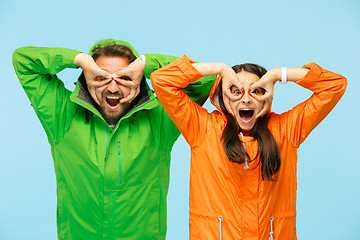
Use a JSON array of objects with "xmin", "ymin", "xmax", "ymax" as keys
[{"xmin": 217, "ymin": 63, "xmax": 281, "ymax": 181}]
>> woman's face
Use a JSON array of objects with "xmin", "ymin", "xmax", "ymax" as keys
[{"xmin": 226, "ymin": 71, "xmax": 265, "ymax": 131}]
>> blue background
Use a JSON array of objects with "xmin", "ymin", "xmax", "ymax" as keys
[{"xmin": 1, "ymin": 0, "xmax": 359, "ymax": 239}]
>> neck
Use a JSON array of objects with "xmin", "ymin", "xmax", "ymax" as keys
[{"xmin": 241, "ymin": 129, "xmax": 251, "ymax": 136}]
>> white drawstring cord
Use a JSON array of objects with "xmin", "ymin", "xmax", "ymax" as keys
[
  {"xmin": 218, "ymin": 216, "xmax": 223, "ymax": 240},
  {"xmin": 269, "ymin": 217, "xmax": 274, "ymax": 240},
  {"xmin": 239, "ymin": 132, "xmax": 249, "ymax": 169}
]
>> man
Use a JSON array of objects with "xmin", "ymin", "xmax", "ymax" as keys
[{"xmin": 12, "ymin": 39, "xmax": 215, "ymax": 240}]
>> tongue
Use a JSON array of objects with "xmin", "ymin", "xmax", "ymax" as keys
[
  {"xmin": 107, "ymin": 98, "xmax": 119, "ymax": 107},
  {"xmin": 240, "ymin": 111, "xmax": 253, "ymax": 121}
]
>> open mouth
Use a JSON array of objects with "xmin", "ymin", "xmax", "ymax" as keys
[
  {"xmin": 239, "ymin": 109, "xmax": 254, "ymax": 123},
  {"xmin": 105, "ymin": 96, "xmax": 120, "ymax": 108}
]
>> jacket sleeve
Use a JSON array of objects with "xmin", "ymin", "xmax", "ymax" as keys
[
  {"xmin": 144, "ymin": 54, "xmax": 216, "ymax": 106},
  {"xmin": 279, "ymin": 62, "xmax": 347, "ymax": 148},
  {"xmin": 150, "ymin": 55, "xmax": 213, "ymax": 147},
  {"xmin": 12, "ymin": 47, "xmax": 81, "ymax": 144}
]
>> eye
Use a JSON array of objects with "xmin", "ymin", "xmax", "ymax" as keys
[
  {"xmin": 251, "ymin": 87, "xmax": 266, "ymax": 95},
  {"xmin": 95, "ymin": 76, "xmax": 107, "ymax": 81},
  {"xmin": 230, "ymin": 86, "xmax": 243, "ymax": 96},
  {"xmin": 119, "ymin": 76, "xmax": 131, "ymax": 81}
]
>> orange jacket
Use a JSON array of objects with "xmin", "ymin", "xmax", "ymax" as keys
[{"xmin": 151, "ymin": 55, "xmax": 347, "ymax": 240}]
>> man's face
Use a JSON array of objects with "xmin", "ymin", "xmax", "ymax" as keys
[
  {"xmin": 226, "ymin": 71, "xmax": 265, "ymax": 130},
  {"xmin": 89, "ymin": 55, "xmax": 131, "ymax": 124}
]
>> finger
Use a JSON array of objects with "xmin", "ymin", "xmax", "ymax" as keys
[
  {"xmin": 113, "ymin": 75, "xmax": 132, "ymax": 81},
  {"xmin": 250, "ymin": 81, "xmax": 264, "ymax": 91},
  {"xmin": 91, "ymin": 77, "xmax": 112, "ymax": 87},
  {"xmin": 113, "ymin": 78, "xmax": 136, "ymax": 87},
  {"xmin": 97, "ymin": 69, "xmax": 111, "ymax": 79},
  {"xmin": 223, "ymin": 96, "xmax": 235, "ymax": 116},
  {"xmin": 119, "ymin": 86, "xmax": 139, "ymax": 104},
  {"xmin": 225, "ymin": 90, "xmax": 244, "ymax": 102},
  {"xmin": 251, "ymin": 92, "xmax": 267, "ymax": 102},
  {"xmin": 255, "ymin": 98, "xmax": 272, "ymax": 119},
  {"xmin": 113, "ymin": 68, "xmax": 132, "ymax": 79},
  {"xmin": 222, "ymin": 86, "xmax": 244, "ymax": 102},
  {"xmin": 251, "ymin": 88, "xmax": 273, "ymax": 102},
  {"xmin": 119, "ymin": 93, "xmax": 135, "ymax": 103}
]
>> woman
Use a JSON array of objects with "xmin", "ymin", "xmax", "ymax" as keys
[{"xmin": 150, "ymin": 55, "xmax": 346, "ymax": 239}]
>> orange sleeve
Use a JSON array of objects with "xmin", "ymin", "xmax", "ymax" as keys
[
  {"xmin": 150, "ymin": 55, "xmax": 212, "ymax": 147},
  {"xmin": 279, "ymin": 62, "xmax": 347, "ymax": 148}
]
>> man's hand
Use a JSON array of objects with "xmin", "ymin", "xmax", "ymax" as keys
[
  {"xmin": 74, "ymin": 53, "xmax": 111, "ymax": 88},
  {"xmin": 112, "ymin": 57, "xmax": 145, "ymax": 103}
]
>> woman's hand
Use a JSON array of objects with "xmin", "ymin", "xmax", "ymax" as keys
[
  {"xmin": 221, "ymin": 66, "xmax": 243, "ymax": 116},
  {"xmin": 250, "ymin": 69, "xmax": 279, "ymax": 118},
  {"xmin": 192, "ymin": 62, "xmax": 240, "ymax": 115}
]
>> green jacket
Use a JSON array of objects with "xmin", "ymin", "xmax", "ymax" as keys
[{"xmin": 12, "ymin": 39, "xmax": 215, "ymax": 240}]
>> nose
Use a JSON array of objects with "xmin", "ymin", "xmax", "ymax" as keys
[
  {"xmin": 242, "ymin": 89, "xmax": 252, "ymax": 104},
  {"xmin": 107, "ymin": 79, "xmax": 119, "ymax": 93}
]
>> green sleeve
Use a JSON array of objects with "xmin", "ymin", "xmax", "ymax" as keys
[
  {"xmin": 144, "ymin": 54, "xmax": 216, "ymax": 106},
  {"xmin": 12, "ymin": 47, "xmax": 81, "ymax": 144}
]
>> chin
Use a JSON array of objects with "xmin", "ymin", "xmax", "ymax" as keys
[{"xmin": 239, "ymin": 122, "xmax": 255, "ymax": 131}]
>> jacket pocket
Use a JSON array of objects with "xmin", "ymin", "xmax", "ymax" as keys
[
  {"xmin": 189, "ymin": 210, "xmax": 241, "ymax": 240},
  {"xmin": 111, "ymin": 178, "xmax": 161, "ymax": 238}
]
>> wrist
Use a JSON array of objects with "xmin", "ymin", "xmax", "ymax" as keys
[
  {"xmin": 139, "ymin": 55, "xmax": 146, "ymax": 66},
  {"xmin": 220, "ymin": 64, "xmax": 233, "ymax": 76},
  {"xmin": 134, "ymin": 57, "xmax": 145, "ymax": 72},
  {"xmin": 267, "ymin": 68, "xmax": 281, "ymax": 84},
  {"xmin": 74, "ymin": 53, "xmax": 92, "ymax": 68}
]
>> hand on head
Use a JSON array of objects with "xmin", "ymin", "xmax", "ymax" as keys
[
  {"xmin": 222, "ymin": 67, "xmax": 276, "ymax": 119},
  {"xmin": 81, "ymin": 55, "xmax": 144, "ymax": 104},
  {"xmin": 249, "ymin": 71, "xmax": 277, "ymax": 118},
  {"xmin": 221, "ymin": 71, "xmax": 244, "ymax": 116}
]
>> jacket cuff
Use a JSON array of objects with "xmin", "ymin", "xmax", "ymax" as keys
[
  {"xmin": 175, "ymin": 55, "xmax": 203, "ymax": 85},
  {"xmin": 68, "ymin": 50, "xmax": 82, "ymax": 69},
  {"xmin": 295, "ymin": 62, "xmax": 323, "ymax": 89},
  {"xmin": 143, "ymin": 54, "xmax": 157, "ymax": 77}
]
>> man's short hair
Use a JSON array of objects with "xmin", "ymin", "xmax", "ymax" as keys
[{"xmin": 91, "ymin": 43, "xmax": 136, "ymax": 62}]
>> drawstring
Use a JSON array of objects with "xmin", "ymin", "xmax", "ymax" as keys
[
  {"xmin": 269, "ymin": 217, "xmax": 274, "ymax": 240},
  {"xmin": 218, "ymin": 216, "xmax": 223, "ymax": 240},
  {"xmin": 239, "ymin": 132, "xmax": 249, "ymax": 169}
]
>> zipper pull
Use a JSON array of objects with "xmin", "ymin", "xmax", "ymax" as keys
[
  {"xmin": 218, "ymin": 216, "xmax": 223, "ymax": 240},
  {"xmin": 244, "ymin": 159, "xmax": 249, "ymax": 169},
  {"xmin": 269, "ymin": 217, "xmax": 274, "ymax": 240}
]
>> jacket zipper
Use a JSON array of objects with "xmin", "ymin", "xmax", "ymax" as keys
[
  {"xmin": 118, "ymin": 141, "xmax": 122, "ymax": 184},
  {"xmin": 239, "ymin": 132, "xmax": 249, "ymax": 169},
  {"xmin": 269, "ymin": 217, "xmax": 274, "ymax": 240},
  {"xmin": 218, "ymin": 216, "xmax": 223, "ymax": 240},
  {"xmin": 104, "ymin": 124, "xmax": 108, "ymax": 161}
]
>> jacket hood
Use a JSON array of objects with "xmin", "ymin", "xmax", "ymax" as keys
[
  {"xmin": 71, "ymin": 39, "xmax": 154, "ymax": 120},
  {"xmin": 88, "ymin": 38, "xmax": 139, "ymax": 58}
]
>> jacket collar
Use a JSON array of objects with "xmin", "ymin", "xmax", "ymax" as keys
[{"xmin": 70, "ymin": 77, "xmax": 158, "ymax": 122}]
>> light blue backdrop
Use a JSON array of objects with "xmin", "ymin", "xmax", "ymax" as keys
[{"xmin": 1, "ymin": 0, "xmax": 359, "ymax": 239}]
